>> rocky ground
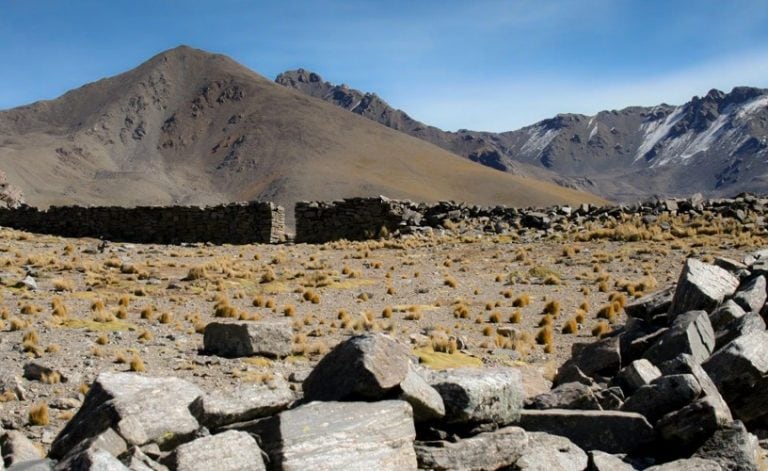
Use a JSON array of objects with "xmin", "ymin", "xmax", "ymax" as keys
[{"xmin": 0, "ymin": 205, "xmax": 766, "ymax": 470}]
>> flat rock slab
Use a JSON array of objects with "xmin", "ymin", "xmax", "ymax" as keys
[
  {"xmin": 669, "ymin": 258, "xmax": 740, "ymax": 316},
  {"xmin": 190, "ymin": 377, "xmax": 294, "ymax": 429},
  {"xmin": 247, "ymin": 400, "xmax": 417, "ymax": 471},
  {"xmin": 555, "ymin": 336, "xmax": 621, "ymax": 385},
  {"xmin": 703, "ymin": 331, "xmax": 768, "ymax": 425},
  {"xmin": 589, "ymin": 451, "xmax": 639, "ymax": 471},
  {"xmin": 515, "ymin": 432, "xmax": 588, "ymax": 471},
  {"xmin": 624, "ymin": 286, "xmax": 674, "ymax": 321},
  {"xmin": 644, "ymin": 310, "xmax": 715, "ymax": 365},
  {"xmin": 50, "ymin": 372, "xmax": 203, "ymax": 458},
  {"xmin": 398, "ymin": 366, "xmax": 445, "ymax": 422},
  {"xmin": 203, "ymin": 321, "xmax": 292, "ymax": 358},
  {"xmin": 646, "ymin": 457, "xmax": 723, "ymax": 470},
  {"xmin": 428, "ymin": 367, "xmax": 524, "ymax": 424},
  {"xmin": 614, "ymin": 359, "xmax": 662, "ymax": 395},
  {"xmin": 415, "ymin": 426, "xmax": 528, "ymax": 470},
  {"xmin": 303, "ymin": 333, "xmax": 410, "ymax": 401},
  {"xmin": 517, "ymin": 409, "xmax": 654, "ymax": 454},
  {"xmin": 525, "ymin": 381, "xmax": 600, "ymax": 410},
  {"xmin": 163, "ymin": 430, "xmax": 265, "ymax": 471}
]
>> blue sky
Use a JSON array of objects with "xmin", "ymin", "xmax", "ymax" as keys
[{"xmin": 1, "ymin": 0, "xmax": 767, "ymax": 131}]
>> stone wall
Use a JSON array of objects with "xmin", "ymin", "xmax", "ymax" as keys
[{"xmin": 0, "ymin": 202, "xmax": 285, "ymax": 244}]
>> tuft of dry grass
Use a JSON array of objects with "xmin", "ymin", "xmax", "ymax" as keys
[
  {"xmin": 592, "ymin": 321, "xmax": 612, "ymax": 337},
  {"xmin": 444, "ymin": 276, "xmax": 458, "ymax": 288},
  {"xmin": 488, "ymin": 311, "xmax": 502, "ymax": 323},
  {"xmin": 542, "ymin": 300, "xmax": 561, "ymax": 317},
  {"xmin": 512, "ymin": 294, "xmax": 531, "ymax": 308},
  {"xmin": 52, "ymin": 278, "xmax": 74, "ymax": 292},
  {"xmin": 28, "ymin": 403, "xmax": 49, "ymax": 425},
  {"xmin": 562, "ymin": 318, "xmax": 579, "ymax": 334},
  {"xmin": 129, "ymin": 354, "xmax": 146, "ymax": 372}
]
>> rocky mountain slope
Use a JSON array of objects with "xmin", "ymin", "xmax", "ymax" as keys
[
  {"xmin": 277, "ymin": 70, "xmax": 768, "ymax": 201},
  {"xmin": 0, "ymin": 46, "xmax": 604, "ymax": 225}
]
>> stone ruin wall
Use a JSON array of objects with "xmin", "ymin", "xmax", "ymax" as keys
[{"xmin": 0, "ymin": 202, "xmax": 285, "ymax": 244}]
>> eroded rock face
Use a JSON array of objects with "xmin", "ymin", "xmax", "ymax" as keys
[
  {"xmin": 203, "ymin": 321, "xmax": 292, "ymax": 359},
  {"xmin": 49, "ymin": 372, "xmax": 203, "ymax": 459},
  {"xmin": 163, "ymin": 430, "xmax": 266, "ymax": 471},
  {"xmin": 669, "ymin": 259, "xmax": 739, "ymax": 316},
  {"xmin": 244, "ymin": 400, "xmax": 417, "ymax": 470},
  {"xmin": 428, "ymin": 367, "xmax": 524, "ymax": 424},
  {"xmin": 302, "ymin": 333, "xmax": 411, "ymax": 401}
]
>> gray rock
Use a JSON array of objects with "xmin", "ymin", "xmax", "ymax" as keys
[
  {"xmin": 555, "ymin": 336, "xmax": 621, "ymax": 385},
  {"xmin": 621, "ymin": 374, "xmax": 702, "ymax": 423},
  {"xmin": 659, "ymin": 354, "xmax": 732, "ymax": 424},
  {"xmin": 22, "ymin": 364, "xmax": 65, "ymax": 384},
  {"xmin": 714, "ymin": 257, "xmax": 750, "ymax": 277},
  {"xmin": 428, "ymin": 367, "xmax": 524, "ymax": 424},
  {"xmin": 656, "ymin": 397, "xmax": 729, "ymax": 447},
  {"xmin": 594, "ymin": 387, "xmax": 625, "ymax": 410},
  {"xmin": 54, "ymin": 428, "xmax": 127, "ymax": 469},
  {"xmin": 733, "ymin": 275, "xmax": 767, "ymax": 313},
  {"xmin": 122, "ymin": 447, "xmax": 168, "ymax": 471},
  {"xmin": 709, "ymin": 300, "xmax": 747, "ymax": 333},
  {"xmin": 415, "ymin": 426, "xmax": 528, "ymax": 470},
  {"xmin": 163, "ymin": 430, "xmax": 265, "ymax": 471},
  {"xmin": 302, "ymin": 334, "xmax": 410, "ymax": 401},
  {"xmin": 589, "ymin": 451, "xmax": 638, "ymax": 470},
  {"xmin": 6, "ymin": 460, "xmax": 54, "ymax": 471},
  {"xmin": 643, "ymin": 310, "xmax": 715, "ymax": 365},
  {"xmin": 693, "ymin": 420, "xmax": 761, "ymax": 471},
  {"xmin": 190, "ymin": 378, "xmax": 294, "ymax": 429},
  {"xmin": 614, "ymin": 359, "xmax": 662, "ymax": 395},
  {"xmin": 244, "ymin": 400, "xmax": 417, "ymax": 470},
  {"xmin": 645, "ymin": 457, "xmax": 723, "ymax": 470},
  {"xmin": 1, "ymin": 432, "xmax": 43, "ymax": 468},
  {"xmin": 397, "ymin": 366, "xmax": 445, "ymax": 422},
  {"xmin": 669, "ymin": 258, "xmax": 740, "ymax": 316},
  {"xmin": 515, "ymin": 432, "xmax": 588, "ymax": 471},
  {"xmin": 53, "ymin": 448, "xmax": 129, "ymax": 471},
  {"xmin": 624, "ymin": 286, "xmax": 674, "ymax": 321},
  {"xmin": 752, "ymin": 257, "xmax": 768, "ymax": 278},
  {"xmin": 15, "ymin": 276, "xmax": 37, "ymax": 291},
  {"xmin": 525, "ymin": 382, "xmax": 601, "ymax": 410},
  {"xmin": 203, "ymin": 321, "xmax": 292, "ymax": 359},
  {"xmin": 516, "ymin": 409, "xmax": 654, "ymax": 454},
  {"xmin": 715, "ymin": 311, "xmax": 766, "ymax": 350},
  {"xmin": 702, "ymin": 331, "xmax": 768, "ymax": 425},
  {"xmin": 50, "ymin": 373, "xmax": 203, "ymax": 459}
]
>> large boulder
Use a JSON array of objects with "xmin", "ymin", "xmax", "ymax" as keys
[
  {"xmin": 203, "ymin": 321, "xmax": 292, "ymax": 358},
  {"xmin": 516, "ymin": 409, "xmax": 654, "ymax": 454},
  {"xmin": 53, "ymin": 448, "xmax": 129, "ymax": 471},
  {"xmin": 189, "ymin": 378, "xmax": 294, "ymax": 429},
  {"xmin": 621, "ymin": 374, "xmax": 702, "ymax": 423},
  {"xmin": 49, "ymin": 373, "xmax": 203, "ymax": 459},
  {"xmin": 515, "ymin": 432, "xmax": 588, "ymax": 471},
  {"xmin": 659, "ymin": 354, "xmax": 732, "ymax": 424},
  {"xmin": 714, "ymin": 311, "xmax": 766, "ymax": 350},
  {"xmin": 163, "ymin": 430, "xmax": 265, "ymax": 471},
  {"xmin": 709, "ymin": 300, "xmax": 746, "ymax": 333},
  {"xmin": 643, "ymin": 310, "xmax": 715, "ymax": 365},
  {"xmin": 555, "ymin": 336, "xmax": 621, "ymax": 385},
  {"xmin": 613, "ymin": 359, "xmax": 662, "ymax": 395},
  {"xmin": 589, "ymin": 451, "xmax": 639, "ymax": 471},
  {"xmin": 669, "ymin": 259, "xmax": 740, "ymax": 316},
  {"xmin": 398, "ymin": 366, "xmax": 445, "ymax": 422},
  {"xmin": 656, "ymin": 397, "xmax": 730, "ymax": 448},
  {"xmin": 242, "ymin": 400, "xmax": 417, "ymax": 470},
  {"xmin": 624, "ymin": 286, "xmax": 674, "ymax": 322},
  {"xmin": 302, "ymin": 334, "xmax": 410, "ymax": 401},
  {"xmin": 645, "ymin": 457, "xmax": 723, "ymax": 470},
  {"xmin": 693, "ymin": 420, "xmax": 762, "ymax": 471},
  {"xmin": 428, "ymin": 367, "xmax": 524, "ymax": 424},
  {"xmin": 415, "ymin": 426, "xmax": 528, "ymax": 470},
  {"xmin": 733, "ymin": 275, "xmax": 767, "ymax": 313},
  {"xmin": 525, "ymin": 382, "xmax": 601, "ymax": 410},
  {"xmin": 1, "ymin": 431, "xmax": 43, "ymax": 467},
  {"xmin": 702, "ymin": 331, "xmax": 768, "ymax": 425},
  {"xmin": 53, "ymin": 428, "xmax": 127, "ymax": 469}
]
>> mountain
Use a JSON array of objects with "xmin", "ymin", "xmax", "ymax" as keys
[
  {"xmin": 276, "ymin": 70, "xmax": 768, "ymax": 200},
  {"xmin": 0, "ymin": 46, "xmax": 606, "ymax": 221}
]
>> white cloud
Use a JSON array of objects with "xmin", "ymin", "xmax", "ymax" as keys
[{"xmin": 396, "ymin": 49, "xmax": 768, "ymax": 132}]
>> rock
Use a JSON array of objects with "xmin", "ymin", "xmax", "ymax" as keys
[
  {"xmin": 203, "ymin": 321, "xmax": 292, "ymax": 359},
  {"xmin": 709, "ymin": 300, "xmax": 747, "ymax": 333},
  {"xmin": 555, "ymin": 336, "xmax": 621, "ymax": 385},
  {"xmin": 656, "ymin": 397, "xmax": 729, "ymax": 447},
  {"xmin": 669, "ymin": 259, "xmax": 740, "ymax": 316},
  {"xmin": 397, "ymin": 366, "xmax": 445, "ymax": 422},
  {"xmin": 733, "ymin": 275, "xmax": 767, "ymax": 313},
  {"xmin": 594, "ymin": 387, "xmax": 625, "ymax": 410},
  {"xmin": 243, "ymin": 400, "xmax": 417, "ymax": 470},
  {"xmin": 693, "ymin": 420, "xmax": 762, "ymax": 471},
  {"xmin": 162, "ymin": 430, "xmax": 265, "ymax": 471},
  {"xmin": 643, "ymin": 310, "xmax": 715, "ymax": 365},
  {"xmin": 428, "ymin": 367, "xmax": 524, "ymax": 424},
  {"xmin": 123, "ymin": 447, "xmax": 169, "ymax": 471},
  {"xmin": 6, "ymin": 459, "xmax": 54, "ymax": 471},
  {"xmin": 1, "ymin": 431, "xmax": 43, "ymax": 467},
  {"xmin": 621, "ymin": 374, "xmax": 702, "ymax": 423},
  {"xmin": 415, "ymin": 426, "xmax": 528, "ymax": 470},
  {"xmin": 15, "ymin": 276, "xmax": 37, "ymax": 290},
  {"xmin": 645, "ymin": 457, "xmax": 723, "ymax": 470},
  {"xmin": 54, "ymin": 428, "xmax": 127, "ymax": 468},
  {"xmin": 516, "ymin": 409, "xmax": 654, "ymax": 454},
  {"xmin": 658, "ymin": 354, "xmax": 732, "ymax": 424},
  {"xmin": 53, "ymin": 448, "xmax": 129, "ymax": 471},
  {"xmin": 190, "ymin": 378, "xmax": 294, "ymax": 429},
  {"xmin": 702, "ymin": 331, "xmax": 768, "ymax": 425},
  {"xmin": 614, "ymin": 359, "xmax": 662, "ymax": 395},
  {"xmin": 525, "ymin": 382, "xmax": 601, "ymax": 410},
  {"xmin": 302, "ymin": 333, "xmax": 410, "ymax": 401},
  {"xmin": 589, "ymin": 450, "xmax": 639, "ymax": 470},
  {"xmin": 515, "ymin": 432, "xmax": 588, "ymax": 471},
  {"xmin": 715, "ymin": 311, "xmax": 766, "ymax": 350},
  {"xmin": 49, "ymin": 373, "xmax": 203, "ymax": 459},
  {"xmin": 624, "ymin": 286, "xmax": 674, "ymax": 321},
  {"xmin": 22, "ymin": 364, "xmax": 65, "ymax": 384}
]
